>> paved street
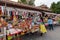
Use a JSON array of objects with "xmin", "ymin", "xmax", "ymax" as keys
[{"xmin": 21, "ymin": 26, "xmax": 60, "ymax": 40}]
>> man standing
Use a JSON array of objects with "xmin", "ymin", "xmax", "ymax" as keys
[{"xmin": 48, "ymin": 18, "xmax": 54, "ymax": 30}]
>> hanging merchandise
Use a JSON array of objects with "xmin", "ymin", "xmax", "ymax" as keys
[
  {"xmin": 28, "ymin": 12, "xmax": 30, "ymax": 17},
  {"xmin": 7, "ymin": 10, "xmax": 11, "ymax": 20},
  {"xmin": 9, "ymin": 10, "xmax": 15, "ymax": 20},
  {"xmin": 18, "ymin": 11, "xmax": 22, "ymax": 19},
  {"xmin": 1, "ymin": 6, "xmax": 4, "ymax": 14},
  {"xmin": 0, "ymin": 6, "xmax": 4, "ymax": 16},
  {"xmin": 0, "ymin": 7, "xmax": 2, "ymax": 17},
  {"xmin": 13, "ymin": 15, "xmax": 18, "ymax": 26},
  {"xmin": 0, "ymin": 17, "xmax": 8, "ymax": 27},
  {"xmin": 9, "ymin": 11, "xmax": 12, "ymax": 16},
  {"xmin": 7, "ymin": 10, "xmax": 10, "ymax": 17},
  {"xmin": 9, "ymin": 11, "xmax": 13, "ymax": 20},
  {"xmin": 16, "ymin": 11, "xmax": 18, "ymax": 19},
  {"xmin": 22, "ymin": 12, "xmax": 27, "ymax": 18},
  {"xmin": 12, "ymin": 10, "xmax": 16, "ymax": 19},
  {"xmin": 4, "ymin": 8, "xmax": 8, "ymax": 17}
]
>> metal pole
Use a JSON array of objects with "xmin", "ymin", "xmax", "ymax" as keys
[{"xmin": 3, "ymin": 0, "xmax": 7, "ymax": 40}]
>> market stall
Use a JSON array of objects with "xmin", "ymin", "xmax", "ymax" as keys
[
  {"xmin": 0, "ymin": 6, "xmax": 41, "ymax": 40},
  {"xmin": 0, "ymin": 0, "xmax": 52, "ymax": 40}
]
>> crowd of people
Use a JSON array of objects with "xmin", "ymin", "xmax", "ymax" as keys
[{"xmin": 35, "ymin": 13, "xmax": 55, "ymax": 36}]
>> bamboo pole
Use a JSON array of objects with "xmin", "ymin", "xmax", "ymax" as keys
[{"xmin": 3, "ymin": 0, "xmax": 7, "ymax": 40}]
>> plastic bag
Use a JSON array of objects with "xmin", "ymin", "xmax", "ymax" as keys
[{"xmin": 39, "ymin": 24, "xmax": 47, "ymax": 33}]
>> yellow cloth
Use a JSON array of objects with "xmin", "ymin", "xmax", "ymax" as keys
[
  {"xmin": 8, "ymin": 36, "xmax": 12, "ymax": 40},
  {"xmin": 39, "ymin": 24, "xmax": 47, "ymax": 33}
]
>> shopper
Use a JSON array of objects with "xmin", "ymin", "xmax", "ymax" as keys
[
  {"xmin": 48, "ymin": 17, "xmax": 54, "ymax": 30},
  {"xmin": 39, "ymin": 22, "xmax": 47, "ymax": 36}
]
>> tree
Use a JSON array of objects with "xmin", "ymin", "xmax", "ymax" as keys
[
  {"xmin": 56, "ymin": 1, "xmax": 60, "ymax": 13},
  {"xmin": 50, "ymin": 2, "xmax": 56, "ymax": 13},
  {"xmin": 18, "ymin": 0, "xmax": 21, "ymax": 3},
  {"xmin": 18, "ymin": 0, "xmax": 27, "ymax": 4},
  {"xmin": 28, "ymin": 0, "xmax": 34, "ymax": 5},
  {"xmin": 50, "ymin": 1, "xmax": 60, "ymax": 14},
  {"xmin": 18, "ymin": 0, "xmax": 35, "ymax": 6}
]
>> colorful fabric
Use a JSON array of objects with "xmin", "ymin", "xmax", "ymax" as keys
[
  {"xmin": 39, "ymin": 24, "xmax": 47, "ymax": 33},
  {"xmin": 8, "ymin": 36, "xmax": 12, "ymax": 40}
]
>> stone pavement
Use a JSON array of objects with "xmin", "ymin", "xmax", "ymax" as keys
[{"xmin": 21, "ymin": 26, "xmax": 60, "ymax": 40}]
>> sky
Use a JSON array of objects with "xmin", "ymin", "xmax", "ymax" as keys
[
  {"xmin": 11, "ymin": 0, "xmax": 60, "ymax": 7},
  {"xmin": 34, "ymin": 0, "xmax": 60, "ymax": 7}
]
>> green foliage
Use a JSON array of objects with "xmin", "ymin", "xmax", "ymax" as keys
[
  {"xmin": 50, "ymin": 1, "xmax": 60, "ymax": 14},
  {"xmin": 21, "ymin": 0, "xmax": 27, "ymax": 4},
  {"xmin": 18, "ymin": 0, "xmax": 20, "ymax": 3},
  {"xmin": 18, "ymin": 0, "xmax": 35, "ymax": 5},
  {"xmin": 28, "ymin": 0, "xmax": 34, "ymax": 5},
  {"xmin": 18, "ymin": 0, "xmax": 27, "ymax": 4}
]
